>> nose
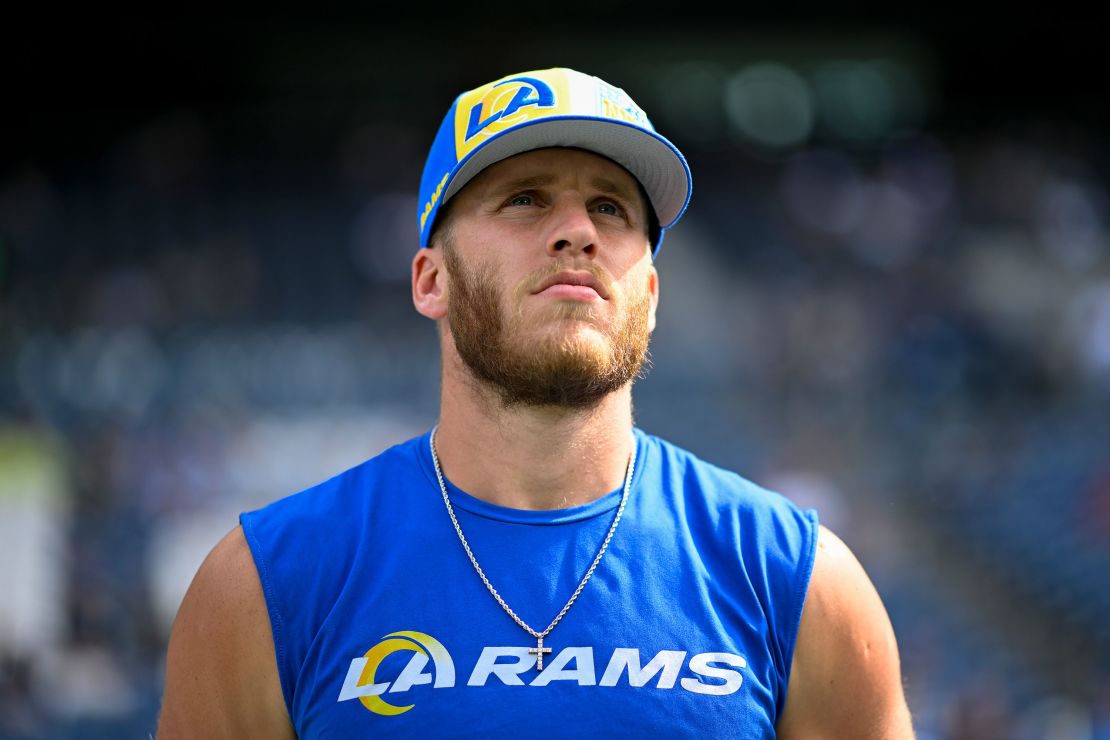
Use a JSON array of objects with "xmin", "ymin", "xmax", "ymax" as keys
[{"xmin": 545, "ymin": 196, "xmax": 598, "ymax": 258}]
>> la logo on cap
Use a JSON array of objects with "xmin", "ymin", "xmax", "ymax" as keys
[{"xmin": 464, "ymin": 75, "xmax": 557, "ymax": 143}]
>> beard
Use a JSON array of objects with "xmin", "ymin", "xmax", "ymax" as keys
[{"xmin": 443, "ymin": 244, "xmax": 653, "ymax": 410}]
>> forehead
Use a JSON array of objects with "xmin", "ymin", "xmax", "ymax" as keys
[{"xmin": 455, "ymin": 147, "xmax": 644, "ymax": 202}]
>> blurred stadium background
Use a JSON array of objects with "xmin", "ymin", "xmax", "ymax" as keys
[{"xmin": 2, "ymin": 12, "xmax": 1109, "ymax": 739}]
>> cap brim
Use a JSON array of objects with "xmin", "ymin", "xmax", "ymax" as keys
[{"xmin": 443, "ymin": 117, "xmax": 692, "ymax": 229}]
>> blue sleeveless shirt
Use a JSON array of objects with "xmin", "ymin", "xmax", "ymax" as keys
[{"xmin": 240, "ymin": 429, "xmax": 818, "ymax": 738}]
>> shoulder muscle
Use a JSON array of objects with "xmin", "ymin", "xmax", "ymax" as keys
[
  {"xmin": 777, "ymin": 525, "xmax": 914, "ymax": 739},
  {"xmin": 158, "ymin": 525, "xmax": 295, "ymax": 739}
]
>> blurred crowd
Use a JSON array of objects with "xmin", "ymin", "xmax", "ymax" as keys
[{"xmin": 2, "ymin": 55, "xmax": 1110, "ymax": 739}]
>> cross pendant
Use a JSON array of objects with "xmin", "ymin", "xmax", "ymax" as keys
[{"xmin": 528, "ymin": 636, "xmax": 553, "ymax": 671}]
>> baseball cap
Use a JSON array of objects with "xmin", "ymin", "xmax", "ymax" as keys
[{"xmin": 417, "ymin": 67, "xmax": 692, "ymax": 255}]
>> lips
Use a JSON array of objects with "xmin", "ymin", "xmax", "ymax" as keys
[{"xmin": 533, "ymin": 271, "xmax": 610, "ymax": 300}]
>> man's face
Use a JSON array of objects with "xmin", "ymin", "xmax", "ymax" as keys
[{"xmin": 436, "ymin": 148, "xmax": 660, "ymax": 409}]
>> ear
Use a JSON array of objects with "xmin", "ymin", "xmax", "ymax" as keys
[
  {"xmin": 412, "ymin": 247, "xmax": 448, "ymax": 320},
  {"xmin": 647, "ymin": 264, "xmax": 659, "ymax": 333}
]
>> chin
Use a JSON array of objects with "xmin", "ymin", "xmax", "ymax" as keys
[
  {"xmin": 530, "ymin": 321, "xmax": 612, "ymax": 353},
  {"xmin": 551, "ymin": 340, "xmax": 620, "ymax": 378}
]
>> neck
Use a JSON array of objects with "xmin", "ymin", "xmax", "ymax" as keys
[{"xmin": 433, "ymin": 353, "xmax": 636, "ymax": 511}]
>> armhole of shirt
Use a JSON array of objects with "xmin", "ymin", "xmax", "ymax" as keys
[
  {"xmin": 239, "ymin": 511, "xmax": 296, "ymax": 722},
  {"xmin": 775, "ymin": 507, "xmax": 820, "ymax": 722}
]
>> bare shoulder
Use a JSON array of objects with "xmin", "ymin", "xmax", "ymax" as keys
[
  {"xmin": 776, "ymin": 525, "xmax": 915, "ymax": 739},
  {"xmin": 158, "ymin": 525, "xmax": 295, "ymax": 739}
]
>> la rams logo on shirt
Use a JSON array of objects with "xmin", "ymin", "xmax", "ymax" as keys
[
  {"xmin": 338, "ymin": 629, "xmax": 748, "ymax": 717},
  {"xmin": 454, "ymin": 73, "xmax": 568, "ymax": 160}
]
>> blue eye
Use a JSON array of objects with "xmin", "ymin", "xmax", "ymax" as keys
[
  {"xmin": 596, "ymin": 202, "xmax": 620, "ymax": 216},
  {"xmin": 509, "ymin": 194, "xmax": 534, "ymax": 207}
]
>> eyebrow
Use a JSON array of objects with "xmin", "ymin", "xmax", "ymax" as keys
[
  {"xmin": 489, "ymin": 174, "xmax": 639, "ymax": 205},
  {"xmin": 490, "ymin": 174, "xmax": 557, "ymax": 197},
  {"xmin": 589, "ymin": 176, "xmax": 639, "ymax": 205}
]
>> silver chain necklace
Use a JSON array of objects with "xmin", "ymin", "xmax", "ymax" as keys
[{"xmin": 429, "ymin": 426, "xmax": 636, "ymax": 671}]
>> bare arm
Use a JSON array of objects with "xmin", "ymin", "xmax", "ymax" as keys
[
  {"xmin": 776, "ymin": 525, "xmax": 914, "ymax": 739},
  {"xmin": 158, "ymin": 525, "xmax": 296, "ymax": 739}
]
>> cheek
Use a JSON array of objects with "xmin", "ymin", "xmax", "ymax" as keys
[{"xmin": 619, "ymin": 266, "xmax": 656, "ymax": 303}]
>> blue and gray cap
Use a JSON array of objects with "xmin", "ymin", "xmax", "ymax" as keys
[{"xmin": 417, "ymin": 67, "xmax": 692, "ymax": 254}]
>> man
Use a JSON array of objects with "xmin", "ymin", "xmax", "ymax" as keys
[{"xmin": 159, "ymin": 68, "xmax": 914, "ymax": 738}]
